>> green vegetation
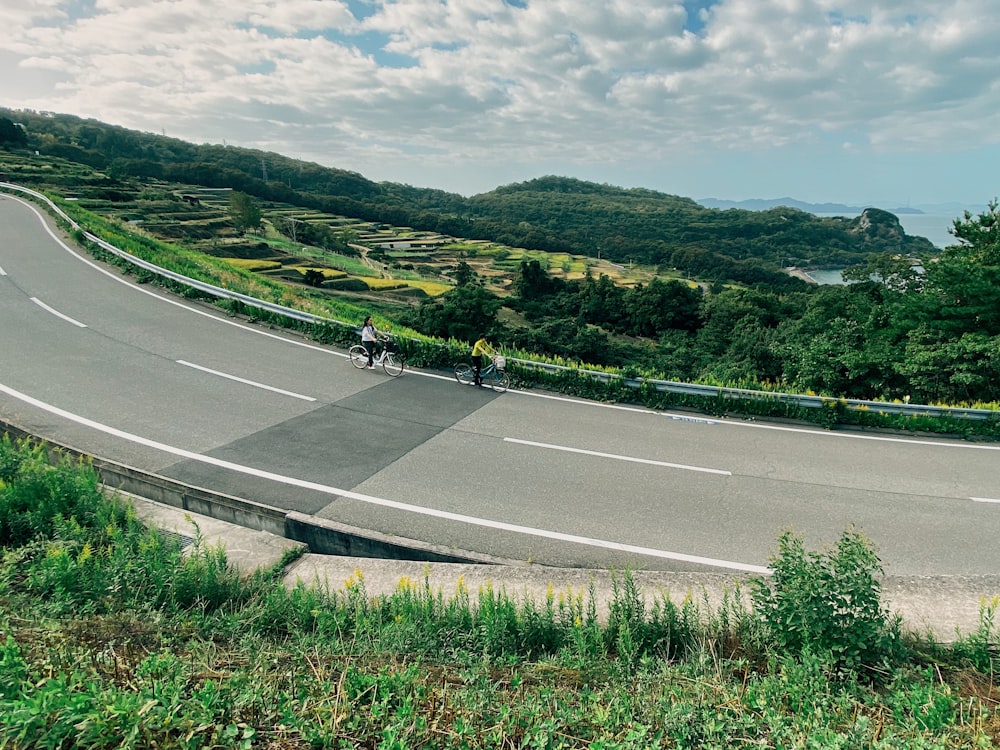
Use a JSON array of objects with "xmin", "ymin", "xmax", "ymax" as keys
[
  {"xmin": 2, "ymin": 108, "xmax": 999, "ymax": 438},
  {"xmin": 1, "ymin": 435, "xmax": 999, "ymax": 747}
]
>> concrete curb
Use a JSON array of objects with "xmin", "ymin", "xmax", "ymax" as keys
[{"xmin": 1, "ymin": 419, "xmax": 510, "ymax": 565}]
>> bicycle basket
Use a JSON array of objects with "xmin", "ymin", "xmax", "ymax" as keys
[
  {"xmin": 493, "ymin": 355, "xmax": 506, "ymax": 369},
  {"xmin": 385, "ymin": 339, "xmax": 400, "ymax": 354}
]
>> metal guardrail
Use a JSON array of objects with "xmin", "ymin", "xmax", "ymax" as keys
[
  {"xmin": 510, "ymin": 360, "xmax": 996, "ymax": 421},
  {"xmin": 4, "ymin": 182, "xmax": 997, "ymax": 423}
]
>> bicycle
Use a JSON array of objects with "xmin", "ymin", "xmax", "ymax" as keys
[
  {"xmin": 350, "ymin": 334, "xmax": 405, "ymax": 377},
  {"xmin": 454, "ymin": 354, "xmax": 509, "ymax": 393}
]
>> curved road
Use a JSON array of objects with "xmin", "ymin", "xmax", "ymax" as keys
[{"xmin": 1, "ymin": 192, "xmax": 998, "ymax": 576}]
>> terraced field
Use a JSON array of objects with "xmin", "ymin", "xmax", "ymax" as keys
[{"xmin": 2, "ymin": 152, "xmax": 694, "ymax": 308}]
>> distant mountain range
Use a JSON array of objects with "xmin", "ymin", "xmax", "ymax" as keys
[{"xmin": 697, "ymin": 197, "xmax": 972, "ymax": 215}]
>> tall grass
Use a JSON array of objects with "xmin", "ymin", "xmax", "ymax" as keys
[{"xmin": 1, "ymin": 434, "xmax": 999, "ymax": 747}]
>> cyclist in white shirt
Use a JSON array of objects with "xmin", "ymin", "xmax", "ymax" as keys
[{"xmin": 360, "ymin": 316, "xmax": 380, "ymax": 368}]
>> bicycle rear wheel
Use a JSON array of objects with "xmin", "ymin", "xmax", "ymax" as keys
[
  {"xmin": 383, "ymin": 352, "xmax": 405, "ymax": 377},
  {"xmin": 490, "ymin": 370, "xmax": 510, "ymax": 393},
  {"xmin": 349, "ymin": 345, "xmax": 369, "ymax": 369},
  {"xmin": 454, "ymin": 363, "xmax": 475, "ymax": 385}
]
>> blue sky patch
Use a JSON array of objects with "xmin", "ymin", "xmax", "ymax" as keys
[
  {"xmin": 343, "ymin": 0, "xmax": 378, "ymax": 21},
  {"xmin": 681, "ymin": 0, "xmax": 719, "ymax": 34}
]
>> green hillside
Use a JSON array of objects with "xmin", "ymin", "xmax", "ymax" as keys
[{"xmin": 1, "ymin": 108, "xmax": 934, "ymax": 288}]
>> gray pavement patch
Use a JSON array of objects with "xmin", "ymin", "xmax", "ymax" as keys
[{"xmin": 157, "ymin": 376, "xmax": 498, "ymax": 514}]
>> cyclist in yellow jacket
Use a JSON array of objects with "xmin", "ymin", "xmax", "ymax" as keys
[{"xmin": 471, "ymin": 334, "xmax": 495, "ymax": 387}]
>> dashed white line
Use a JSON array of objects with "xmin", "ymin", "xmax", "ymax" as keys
[
  {"xmin": 0, "ymin": 381, "xmax": 768, "ymax": 575},
  {"xmin": 177, "ymin": 360, "xmax": 315, "ymax": 402},
  {"xmin": 31, "ymin": 297, "xmax": 87, "ymax": 328},
  {"xmin": 0, "ymin": 265, "xmax": 7, "ymax": 276},
  {"xmin": 971, "ymin": 497, "xmax": 1000, "ymax": 504},
  {"xmin": 504, "ymin": 437, "xmax": 731, "ymax": 475}
]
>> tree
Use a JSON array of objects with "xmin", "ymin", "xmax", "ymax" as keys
[
  {"xmin": 575, "ymin": 274, "xmax": 625, "ymax": 331},
  {"xmin": 403, "ymin": 285, "xmax": 502, "ymax": 343},
  {"xmin": 0, "ymin": 117, "xmax": 27, "ymax": 147},
  {"xmin": 842, "ymin": 252, "xmax": 924, "ymax": 293},
  {"xmin": 624, "ymin": 278, "xmax": 702, "ymax": 337},
  {"xmin": 302, "ymin": 269, "xmax": 326, "ymax": 287},
  {"xmin": 228, "ymin": 191, "xmax": 262, "ymax": 235},
  {"xmin": 906, "ymin": 201, "xmax": 1000, "ymax": 337},
  {"xmin": 700, "ymin": 318, "xmax": 784, "ymax": 385},
  {"xmin": 513, "ymin": 259, "xmax": 561, "ymax": 299},
  {"xmin": 453, "ymin": 261, "xmax": 476, "ymax": 287}
]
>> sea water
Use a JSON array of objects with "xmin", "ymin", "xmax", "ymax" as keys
[{"xmin": 893, "ymin": 213, "xmax": 961, "ymax": 249}]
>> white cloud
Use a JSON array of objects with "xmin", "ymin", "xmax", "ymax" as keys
[{"xmin": 0, "ymin": 0, "xmax": 997, "ymax": 203}]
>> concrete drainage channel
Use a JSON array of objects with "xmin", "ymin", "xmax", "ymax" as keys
[{"xmin": 0, "ymin": 419, "xmax": 512, "ymax": 567}]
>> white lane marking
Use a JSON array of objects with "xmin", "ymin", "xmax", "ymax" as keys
[
  {"xmin": 505, "ymin": 437, "xmax": 731, "ymax": 476},
  {"xmin": 12, "ymin": 194, "xmax": 998, "ymax": 453},
  {"xmin": 972, "ymin": 497, "xmax": 1000, "ymax": 504},
  {"xmin": 0, "ymin": 381, "xmax": 769, "ymax": 575},
  {"xmin": 177, "ymin": 360, "xmax": 316, "ymax": 402},
  {"xmin": 0, "ymin": 265, "xmax": 7, "ymax": 275},
  {"xmin": 31, "ymin": 297, "xmax": 87, "ymax": 328}
]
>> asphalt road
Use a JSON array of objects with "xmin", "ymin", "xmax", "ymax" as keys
[{"xmin": 2, "ymin": 191, "xmax": 998, "ymax": 576}]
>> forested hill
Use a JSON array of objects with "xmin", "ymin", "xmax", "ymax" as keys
[
  {"xmin": 465, "ymin": 176, "xmax": 934, "ymax": 284},
  {"xmin": 2, "ymin": 108, "xmax": 933, "ymax": 286}
]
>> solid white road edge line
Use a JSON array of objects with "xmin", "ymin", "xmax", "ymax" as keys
[
  {"xmin": 0, "ymin": 381, "xmax": 769, "ymax": 575},
  {"xmin": 177, "ymin": 360, "xmax": 316, "ymax": 402},
  {"xmin": 505, "ymin": 437, "xmax": 731, "ymax": 476},
  {"xmin": 971, "ymin": 497, "xmax": 1000, "ymax": 504}
]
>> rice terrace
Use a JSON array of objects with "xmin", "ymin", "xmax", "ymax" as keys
[{"xmin": 85, "ymin": 182, "xmax": 679, "ymax": 306}]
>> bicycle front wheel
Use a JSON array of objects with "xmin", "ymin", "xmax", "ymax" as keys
[
  {"xmin": 454, "ymin": 363, "xmax": 475, "ymax": 385},
  {"xmin": 349, "ymin": 345, "xmax": 369, "ymax": 369},
  {"xmin": 383, "ymin": 352, "xmax": 405, "ymax": 377},
  {"xmin": 490, "ymin": 370, "xmax": 510, "ymax": 393}
]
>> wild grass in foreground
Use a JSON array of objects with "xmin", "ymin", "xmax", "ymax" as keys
[{"xmin": 1, "ymin": 434, "xmax": 999, "ymax": 748}]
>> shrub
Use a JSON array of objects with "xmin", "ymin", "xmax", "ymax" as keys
[
  {"xmin": 0, "ymin": 437, "xmax": 106, "ymax": 547},
  {"xmin": 750, "ymin": 528, "xmax": 903, "ymax": 677}
]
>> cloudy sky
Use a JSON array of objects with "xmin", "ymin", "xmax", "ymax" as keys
[{"xmin": 1, "ymin": 0, "xmax": 997, "ymax": 208}]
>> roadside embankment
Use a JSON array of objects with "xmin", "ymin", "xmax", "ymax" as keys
[{"xmin": 134, "ymin": 492, "xmax": 999, "ymax": 642}]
